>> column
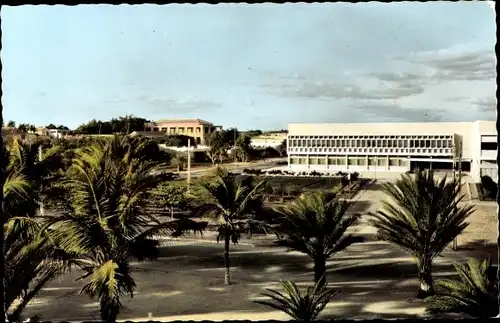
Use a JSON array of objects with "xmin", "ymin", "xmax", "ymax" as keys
[
  {"xmin": 365, "ymin": 155, "xmax": 369, "ymax": 171},
  {"xmin": 345, "ymin": 155, "xmax": 348, "ymax": 171},
  {"xmin": 386, "ymin": 155, "xmax": 390, "ymax": 171}
]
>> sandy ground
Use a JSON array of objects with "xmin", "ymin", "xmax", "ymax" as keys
[{"xmin": 21, "ymin": 178, "xmax": 498, "ymax": 321}]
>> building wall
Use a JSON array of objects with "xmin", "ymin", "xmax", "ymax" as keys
[
  {"xmin": 144, "ymin": 120, "xmax": 221, "ymax": 145},
  {"xmin": 250, "ymin": 137, "xmax": 285, "ymax": 148},
  {"xmin": 287, "ymin": 120, "xmax": 496, "ymax": 182}
]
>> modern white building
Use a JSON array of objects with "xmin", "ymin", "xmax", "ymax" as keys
[{"xmin": 286, "ymin": 120, "xmax": 497, "ymax": 183}]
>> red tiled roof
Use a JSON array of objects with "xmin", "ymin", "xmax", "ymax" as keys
[{"xmin": 153, "ymin": 118, "xmax": 214, "ymax": 125}]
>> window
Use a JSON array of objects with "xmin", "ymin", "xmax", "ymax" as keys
[
  {"xmin": 341, "ymin": 140, "xmax": 345, "ymax": 146},
  {"xmin": 311, "ymin": 140, "xmax": 317, "ymax": 147},
  {"xmin": 307, "ymin": 139, "xmax": 311, "ymax": 146},
  {"xmin": 443, "ymin": 140, "xmax": 449, "ymax": 148},
  {"xmin": 388, "ymin": 140, "xmax": 393, "ymax": 148},
  {"xmin": 375, "ymin": 139, "xmax": 381, "ymax": 147},
  {"xmin": 430, "ymin": 140, "xmax": 436, "ymax": 148},
  {"xmin": 437, "ymin": 140, "xmax": 442, "ymax": 148},
  {"xmin": 481, "ymin": 142, "xmax": 498, "ymax": 150},
  {"xmin": 425, "ymin": 140, "xmax": 431, "ymax": 148}
]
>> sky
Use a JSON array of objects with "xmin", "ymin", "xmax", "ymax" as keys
[{"xmin": 1, "ymin": 2, "xmax": 497, "ymax": 131}]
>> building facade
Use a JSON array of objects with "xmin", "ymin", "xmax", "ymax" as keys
[
  {"xmin": 286, "ymin": 120, "xmax": 497, "ymax": 183},
  {"xmin": 250, "ymin": 133, "xmax": 287, "ymax": 149},
  {"xmin": 144, "ymin": 119, "xmax": 222, "ymax": 146}
]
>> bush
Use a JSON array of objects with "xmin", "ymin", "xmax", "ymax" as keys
[
  {"xmin": 243, "ymin": 168, "xmax": 263, "ymax": 176},
  {"xmin": 310, "ymin": 170, "xmax": 321, "ymax": 177},
  {"xmin": 480, "ymin": 176, "xmax": 497, "ymax": 199},
  {"xmin": 350, "ymin": 172, "xmax": 359, "ymax": 182},
  {"xmin": 268, "ymin": 169, "xmax": 283, "ymax": 175}
]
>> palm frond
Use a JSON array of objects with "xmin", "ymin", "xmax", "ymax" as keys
[
  {"xmin": 426, "ymin": 258, "xmax": 498, "ymax": 317},
  {"xmin": 254, "ymin": 279, "xmax": 339, "ymax": 321}
]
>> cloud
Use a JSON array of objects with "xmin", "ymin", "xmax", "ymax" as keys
[
  {"xmin": 410, "ymin": 48, "xmax": 496, "ymax": 82},
  {"xmin": 349, "ymin": 102, "xmax": 448, "ymax": 122},
  {"xmin": 443, "ymin": 95, "xmax": 496, "ymax": 113},
  {"xmin": 135, "ymin": 96, "xmax": 223, "ymax": 114},
  {"xmin": 267, "ymin": 79, "xmax": 425, "ymax": 101},
  {"xmin": 468, "ymin": 97, "xmax": 497, "ymax": 113}
]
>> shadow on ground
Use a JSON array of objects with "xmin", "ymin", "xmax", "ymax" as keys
[{"xmin": 456, "ymin": 239, "xmax": 498, "ymax": 262}]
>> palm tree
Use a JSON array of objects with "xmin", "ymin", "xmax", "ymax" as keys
[
  {"xmin": 3, "ymin": 153, "xmax": 69, "ymax": 321},
  {"xmin": 193, "ymin": 167, "xmax": 268, "ymax": 285},
  {"xmin": 43, "ymin": 142, "xmax": 191, "ymax": 321},
  {"xmin": 6, "ymin": 137, "xmax": 63, "ymax": 217},
  {"xmin": 425, "ymin": 258, "xmax": 498, "ymax": 318},
  {"xmin": 273, "ymin": 192, "xmax": 362, "ymax": 285},
  {"xmin": 254, "ymin": 278, "xmax": 339, "ymax": 321},
  {"xmin": 369, "ymin": 169, "xmax": 475, "ymax": 298}
]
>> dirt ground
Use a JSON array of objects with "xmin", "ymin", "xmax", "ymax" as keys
[{"xmin": 21, "ymin": 179, "xmax": 499, "ymax": 321}]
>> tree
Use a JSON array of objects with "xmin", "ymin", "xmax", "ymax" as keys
[
  {"xmin": 369, "ymin": 169, "xmax": 475, "ymax": 298},
  {"xmin": 277, "ymin": 139, "xmax": 287, "ymax": 157},
  {"xmin": 426, "ymin": 258, "xmax": 498, "ymax": 318},
  {"xmin": 171, "ymin": 153, "xmax": 187, "ymax": 172},
  {"xmin": 151, "ymin": 182, "xmax": 191, "ymax": 219},
  {"xmin": 6, "ymin": 137, "xmax": 64, "ymax": 217},
  {"xmin": 29, "ymin": 125, "xmax": 36, "ymax": 132},
  {"xmin": 17, "ymin": 123, "xmax": 28, "ymax": 132},
  {"xmin": 244, "ymin": 129, "xmax": 262, "ymax": 137},
  {"xmin": 161, "ymin": 135, "xmax": 194, "ymax": 147},
  {"xmin": 7, "ymin": 120, "xmax": 15, "ymax": 127},
  {"xmin": 2, "ymin": 144, "xmax": 69, "ymax": 321},
  {"xmin": 206, "ymin": 131, "xmax": 226, "ymax": 165},
  {"xmin": 222, "ymin": 128, "xmax": 239, "ymax": 147},
  {"xmin": 254, "ymin": 279, "xmax": 339, "ymax": 321},
  {"xmin": 46, "ymin": 123, "xmax": 57, "ymax": 129},
  {"xmin": 76, "ymin": 116, "xmax": 149, "ymax": 135},
  {"xmin": 273, "ymin": 192, "xmax": 362, "ymax": 285},
  {"xmin": 44, "ymin": 141, "xmax": 190, "ymax": 321},
  {"xmin": 235, "ymin": 135, "xmax": 252, "ymax": 162},
  {"xmin": 56, "ymin": 125, "xmax": 69, "ymax": 130},
  {"xmin": 193, "ymin": 167, "xmax": 268, "ymax": 284}
]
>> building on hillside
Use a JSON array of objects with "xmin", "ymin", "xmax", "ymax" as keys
[
  {"xmin": 286, "ymin": 120, "xmax": 497, "ymax": 183},
  {"xmin": 2, "ymin": 127, "xmax": 29, "ymax": 141},
  {"xmin": 144, "ymin": 119, "xmax": 222, "ymax": 146},
  {"xmin": 35, "ymin": 127, "xmax": 72, "ymax": 139},
  {"xmin": 250, "ymin": 133, "xmax": 287, "ymax": 149}
]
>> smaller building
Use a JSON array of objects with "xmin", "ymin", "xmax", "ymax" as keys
[
  {"xmin": 144, "ymin": 118, "xmax": 222, "ymax": 146},
  {"xmin": 2, "ymin": 127, "xmax": 29, "ymax": 141},
  {"xmin": 250, "ymin": 133, "xmax": 286, "ymax": 149},
  {"xmin": 35, "ymin": 127, "xmax": 72, "ymax": 139}
]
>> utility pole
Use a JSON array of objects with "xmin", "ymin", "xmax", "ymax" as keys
[
  {"xmin": 452, "ymin": 140, "xmax": 462, "ymax": 251},
  {"xmin": 233, "ymin": 128, "xmax": 236, "ymax": 165},
  {"xmin": 187, "ymin": 138, "xmax": 191, "ymax": 193},
  {"xmin": 39, "ymin": 145, "xmax": 44, "ymax": 217}
]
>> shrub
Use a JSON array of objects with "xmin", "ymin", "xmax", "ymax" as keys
[
  {"xmin": 480, "ymin": 176, "xmax": 497, "ymax": 199},
  {"xmin": 350, "ymin": 172, "xmax": 359, "ymax": 182}
]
